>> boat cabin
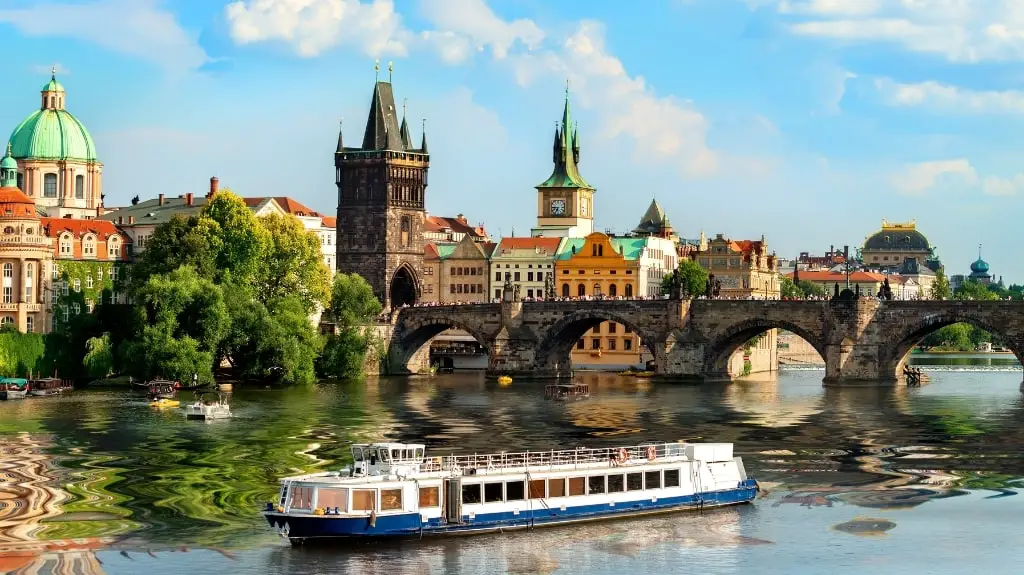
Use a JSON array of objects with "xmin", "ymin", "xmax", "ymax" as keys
[{"xmin": 351, "ymin": 443, "xmax": 426, "ymax": 477}]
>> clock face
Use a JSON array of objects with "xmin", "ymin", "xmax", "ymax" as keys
[{"xmin": 550, "ymin": 199, "xmax": 566, "ymax": 216}]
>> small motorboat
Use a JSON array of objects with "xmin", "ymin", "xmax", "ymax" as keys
[
  {"xmin": 185, "ymin": 392, "xmax": 232, "ymax": 421},
  {"xmin": 544, "ymin": 382, "xmax": 590, "ymax": 401},
  {"xmin": 150, "ymin": 398, "xmax": 181, "ymax": 408},
  {"xmin": 497, "ymin": 375, "xmax": 513, "ymax": 386},
  {"xmin": 148, "ymin": 382, "xmax": 177, "ymax": 400},
  {"xmin": 29, "ymin": 378, "xmax": 71, "ymax": 396},
  {"xmin": 0, "ymin": 377, "xmax": 29, "ymax": 400}
]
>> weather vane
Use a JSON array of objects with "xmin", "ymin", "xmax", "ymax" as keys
[
  {"xmin": 374, "ymin": 59, "xmax": 380, "ymax": 81},
  {"xmin": 388, "ymin": 61, "xmax": 393, "ymax": 83}
]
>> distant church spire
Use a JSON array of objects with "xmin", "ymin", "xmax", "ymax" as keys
[
  {"xmin": 0, "ymin": 143, "xmax": 17, "ymax": 188},
  {"xmin": 420, "ymin": 118, "xmax": 429, "ymax": 154},
  {"xmin": 336, "ymin": 119, "xmax": 344, "ymax": 153},
  {"xmin": 536, "ymin": 83, "xmax": 591, "ymax": 189}
]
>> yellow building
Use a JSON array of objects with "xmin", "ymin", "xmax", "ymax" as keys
[
  {"xmin": 555, "ymin": 232, "xmax": 646, "ymax": 369},
  {"xmin": 694, "ymin": 234, "xmax": 780, "ymax": 299},
  {"xmin": 420, "ymin": 235, "xmax": 495, "ymax": 304}
]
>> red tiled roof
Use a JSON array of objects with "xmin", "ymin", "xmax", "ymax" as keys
[
  {"xmin": 272, "ymin": 197, "xmax": 322, "ymax": 217},
  {"xmin": 42, "ymin": 217, "xmax": 127, "ymax": 239},
  {"xmin": 0, "ymin": 186, "xmax": 34, "ymax": 206},
  {"xmin": 496, "ymin": 237, "xmax": 562, "ymax": 253},
  {"xmin": 321, "ymin": 216, "xmax": 336, "ymax": 228},
  {"xmin": 424, "ymin": 243, "xmax": 439, "ymax": 259},
  {"xmin": 786, "ymin": 270, "xmax": 886, "ymax": 283},
  {"xmin": 480, "ymin": 242, "xmax": 497, "ymax": 258},
  {"xmin": 426, "ymin": 215, "xmax": 487, "ymax": 238}
]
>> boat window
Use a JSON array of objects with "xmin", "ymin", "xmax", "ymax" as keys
[
  {"xmin": 645, "ymin": 471, "xmax": 661, "ymax": 490},
  {"xmin": 588, "ymin": 475, "xmax": 606, "ymax": 495},
  {"xmin": 415, "ymin": 448, "xmax": 424, "ymax": 460},
  {"xmin": 392, "ymin": 449, "xmax": 401, "ymax": 460},
  {"xmin": 419, "ymin": 486, "xmax": 440, "ymax": 508},
  {"xmin": 484, "ymin": 482, "xmax": 504, "ymax": 503},
  {"xmin": 462, "ymin": 484, "xmax": 482, "ymax": 505},
  {"xmin": 352, "ymin": 447, "xmax": 364, "ymax": 462},
  {"xmin": 547, "ymin": 478, "xmax": 565, "ymax": 498},
  {"xmin": 352, "ymin": 489, "xmax": 376, "ymax": 511},
  {"xmin": 608, "ymin": 475, "xmax": 625, "ymax": 492},
  {"xmin": 664, "ymin": 469, "xmax": 680, "ymax": 488},
  {"xmin": 528, "ymin": 480, "xmax": 546, "ymax": 499},
  {"xmin": 317, "ymin": 488, "xmax": 349, "ymax": 512},
  {"xmin": 568, "ymin": 477, "xmax": 585, "ymax": 496},
  {"xmin": 626, "ymin": 473, "xmax": 643, "ymax": 491},
  {"xmin": 367, "ymin": 448, "xmax": 379, "ymax": 462},
  {"xmin": 381, "ymin": 489, "xmax": 403, "ymax": 511},
  {"xmin": 288, "ymin": 486, "xmax": 314, "ymax": 510},
  {"xmin": 506, "ymin": 481, "xmax": 525, "ymax": 501}
]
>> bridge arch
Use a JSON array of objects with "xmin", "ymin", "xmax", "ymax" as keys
[
  {"xmin": 535, "ymin": 310, "xmax": 664, "ymax": 374},
  {"xmin": 880, "ymin": 310, "xmax": 1024, "ymax": 378},
  {"xmin": 702, "ymin": 318, "xmax": 828, "ymax": 377},
  {"xmin": 390, "ymin": 314, "xmax": 493, "ymax": 374}
]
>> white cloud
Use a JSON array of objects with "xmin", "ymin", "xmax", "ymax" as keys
[
  {"xmin": 889, "ymin": 159, "xmax": 978, "ymax": 195},
  {"xmin": 762, "ymin": 0, "xmax": 1024, "ymax": 62},
  {"xmin": 513, "ymin": 22, "xmax": 718, "ymax": 177},
  {"xmin": 418, "ymin": 0, "xmax": 544, "ymax": 62},
  {"xmin": 0, "ymin": 0, "xmax": 207, "ymax": 73},
  {"xmin": 874, "ymin": 77, "xmax": 1024, "ymax": 115},
  {"xmin": 982, "ymin": 174, "xmax": 1024, "ymax": 196},
  {"xmin": 225, "ymin": 0, "xmax": 411, "ymax": 58}
]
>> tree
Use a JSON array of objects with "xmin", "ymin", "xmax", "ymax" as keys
[
  {"xmin": 661, "ymin": 259, "xmax": 710, "ymax": 297},
  {"xmin": 202, "ymin": 190, "xmax": 271, "ymax": 286},
  {"xmin": 931, "ymin": 267, "xmax": 951, "ymax": 300},
  {"xmin": 781, "ymin": 277, "xmax": 827, "ymax": 299},
  {"xmin": 318, "ymin": 273, "xmax": 383, "ymax": 379},
  {"xmin": 83, "ymin": 334, "xmax": 114, "ymax": 379},
  {"xmin": 954, "ymin": 279, "xmax": 997, "ymax": 301},
  {"xmin": 257, "ymin": 213, "xmax": 331, "ymax": 314}
]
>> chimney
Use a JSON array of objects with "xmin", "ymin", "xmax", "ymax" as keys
[
  {"xmin": 209, "ymin": 176, "xmax": 219, "ymax": 198},
  {"xmin": 456, "ymin": 213, "xmax": 467, "ymax": 224},
  {"xmin": 185, "ymin": 193, "xmax": 194, "ymax": 206},
  {"xmin": 158, "ymin": 193, "xmax": 165, "ymax": 206},
  {"xmin": 128, "ymin": 216, "xmax": 134, "ymax": 224}
]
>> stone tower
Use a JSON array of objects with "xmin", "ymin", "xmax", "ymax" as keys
[{"xmin": 335, "ymin": 76, "xmax": 429, "ymax": 309}]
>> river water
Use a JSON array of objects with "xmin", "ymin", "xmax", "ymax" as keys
[{"xmin": 2, "ymin": 355, "xmax": 1023, "ymax": 574}]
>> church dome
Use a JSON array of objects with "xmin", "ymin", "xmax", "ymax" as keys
[
  {"xmin": 970, "ymin": 257, "xmax": 989, "ymax": 274},
  {"xmin": 863, "ymin": 221, "xmax": 930, "ymax": 251},
  {"xmin": 8, "ymin": 72, "xmax": 97, "ymax": 162},
  {"xmin": 0, "ymin": 144, "xmax": 15, "ymax": 170}
]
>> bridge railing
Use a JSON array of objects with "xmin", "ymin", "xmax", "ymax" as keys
[{"xmin": 419, "ymin": 442, "xmax": 686, "ymax": 473}]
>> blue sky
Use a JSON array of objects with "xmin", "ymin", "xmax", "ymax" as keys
[{"xmin": 1, "ymin": 0, "xmax": 1022, "ymax": 282}]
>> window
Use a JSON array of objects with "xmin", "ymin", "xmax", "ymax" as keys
[
  {"xmin": 59, "ymin": 234, "xmax": 72, "ymax": 257},
  {"xmin": 624, "ymin": 339, "xmax": 633, "ymax": 351},
  {"xmin": 495, "ymin": 272, "xmax": 501, "ymax": 281},
  {"xmin": 288, "ymin": 486, "xmax": 314, "ymax": 510},
  {"xmin": 514, "ymin": 272, "xmax": 520, "ymax": 281},
  {"xmin": 25, "ymin": 316, "xmax": 33, "ymax": 333},
  {"xmin": 527, "ymin": 289, "xmax": 534, "ymax": 298},
  {"xmin": 484, "ymin": 482, "xmax": 504, "ymax": 503},
  {"xmin": 608, "ymin": 339, "xmax": 616, "ymax": 351},
  {"xmin": 547, "ymin": 478, "xmax": 565, "ymax": 498},
  {"xmin": 624, "ymin": 325, "xmax": 632, "ymax": 334},
  {"xmin": 52, "ymin": 264, "xmax": 59, "ymax": 280},
  {"xmin": 72, "ymin": 303, "xmax": 81, "ymax": 315},
  {"xmin": 562, "ymin": 284, "xmax": 569, "ymax": 297},
  {"xmin": 568, "ymin": 477, "xmax": 585, "ymax": 496},
  {"xmin": 495, "ymin": 289, "xmax": 501, "ymax": 299},
  {"xmin": 400, "ymin": 216, "xmax": 411, "ymax": 247},
  {"xmin": 16, "ymin": 173, "xmax": 23, "ymax": 191},
  {"xmin": 83, "ymin": 235, "xmax": 96, "ymax": 257},
  {"xmin": 625, "ymin": 284, "xmax": 633, "ymax": 297},
  {"xmin": 61, "ymin": 281, "xmax": 68, "ymax": 296},
  {"xmin": 419, "ymin": 486, "xmax": 440, "ymax": 508},
  {"xmin": 609, "ymin": 284, "xmax": 617, "ymax": 297},
  {"xmin": 577, "ymin": 284, "xmax": 585, "ymax": 297},
  {"xmin": 317, "ymin": 488, "xmax": 349, "ymax": 512},
  {"xmin": 462, "ymin": 484, "xmax": 482, "ymax": 504},
  {"xmin": 62, "ymin": 306, "xmax": 68, "ymax": 322},
  {"xmin": 608, "ymin": 323, "xmax": 616, "ymax": 334},
  {"xmin": 527, "ymin": 272, "xmax": 534, "ymax": 282},
  {"xmin": 626, "ymin": 473, "xmax": 643, "ymax": 491},
  {"xmin": 24, "ymin": 262, "xmax": 32, "ymax": 301},
  {"xmin": 380, "ymin": 489, "xmax": 403, "ymax": 511},
  {"xmin": 75, "ymin": 175, "xmax": 85, "ymax": 199},
  {"xmin": 86, "ymin": 275, "xmax": 94, "ymax": 289},
  {"xmin": 645, "ymin": 471, "xmax": 661, "ymax": 489},
  {"xmin": 608, "ymin": 475, "xmax": 625, "ymax": 492},
  {"xmin": 2, "ymin": 263, "xmax": 11, "ymax": 304},
  {"xmin": 588, "ymin": 475, "xmax": 606, "ymax": 494},
  {"xmin": 2, "ymin": 263, "xmax": 11, "ymax": 278},
  {"xmin": 664, "ymin": 469, "xmax": 680, "ymax": 488},
  {"xmin": 576, "ymin": 339, "xmax": 584, "ymax": 350},
  {"xmin": 592, "ymin": 324, "xmax": 601, "ymax": 334},
  {"xmin": 592, "ymin": 338, "xmax": 600, "ymax": 350},
  {"xmin": 73, "ymin": 279, "xmax": 81, "ymax": 292},
  {"xmin": 2, "ymin": 287, "xmax": 9, "ymax": 304},
  {"xmin": 529, "ymin": 479, "xmax": 546, "ymax": 499},
  {"xmin": 108, "ymin": 238, "xmax": 120, "ymax": 259},
  {"xmin": 506, "ymin": 481, "xmax": 525, "ymax": 501},
  {"xmin": 43, "ymin": 173, "xmax": 57, "ymax": 198},
  {"xmin": 351, "ymin": 489, "xmax": 375, "ymax": 511}
]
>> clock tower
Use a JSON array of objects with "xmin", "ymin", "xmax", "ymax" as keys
[{"xmin": 531, "ymin": 87, "xmax": 594, "ymax": 238}]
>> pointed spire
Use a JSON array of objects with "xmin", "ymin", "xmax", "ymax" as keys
[
  {"xmin": 361, "ymin": 78, "xmax": 403, "ymax": 151},
  {"xmin": 420, "ymin": 118, "xmax": 429, "ymax": 154},
  {"xmin": 572, "ymin": 121, "xmax": 580, "ymax": 165},
  {"xmin": 336, "ymin": 119, "xmax": 344, "ymax": 153},
  {"xmin": 552, "ymin": 122, "xmax": 561, "ymax": 164},
  {"xmin": 537, "ymin": 84, "xmax": 591, "ymax": 190},
  {"xmin": 399, "ymin": 98, "xmax": 412, "ymax": 149},
  {"xmin": 0, "ymin": 142, "xmax": 17, "ymax": 188}
]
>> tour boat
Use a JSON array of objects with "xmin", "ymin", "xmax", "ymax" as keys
[
  {"xmin": 148, "ymin": 382, "xmax": 177, "ymax": 400},
  {"xmin": 0, "ymin": 378, "xmax": 29, "ymax": 400},
  {"xmin": 185, "ymin": 392, "xmax": 232, "ymax": 421},
  {"xmin": 28, "ymin": 378, "xmax": 71, "ymax": 397},
  {"xmin": 264, "ymin": 441, "xmax": 757, "ymax": 543},
  {"xmin": 544, "ymin": 383, "xmax": 590, "ymax": 401}
]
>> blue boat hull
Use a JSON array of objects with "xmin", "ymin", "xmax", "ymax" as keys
[{"xmin": 265, "ymin": 480, "xmax": 758, "ymax": 542}]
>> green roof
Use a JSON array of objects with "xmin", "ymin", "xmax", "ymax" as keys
[
  {"xmin": 9, "ymin": 109, "xmax": 97, "ymax": 162},
  {"xmin": 99, "ymin": 196, "xmax": 207, "ymax": 226},
  {"xmin": 434, "ymin": 243, "xmax": 457, "ymax": 259},
  {"xmin": 554, "ymin": 237, "xmax": 645, "ymax": 261},
  {"xmin": 0, "ymin": 143, "xmax": 16, "ymax": 170},
  {"xmin": 42, "ymin": 77, "xmax": 65, "ymax": 93},
  {"xmin": 536, "ymin": 91, "xmax": 592, "ymax": 190}
]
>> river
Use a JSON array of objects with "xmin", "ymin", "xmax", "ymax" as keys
[{"xmin": 1, "ymin": 356, "xmax": 1023, "ymax": 574}]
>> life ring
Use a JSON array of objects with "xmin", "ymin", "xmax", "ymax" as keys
[
  {"xmin": 615, "ymin": 448, "xmax": 628, "ymax": 465},
  {"xmin": 646, "ymin": 445, "xmax": 657, "ymax": 461}
]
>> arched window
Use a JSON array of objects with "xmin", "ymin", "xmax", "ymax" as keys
[
  {"xmin": 598, "ymin": 245, "xmax": 604, "ymax": 256},
  {"xmin": 86, "ymin": 275, "xmax": 94, "ymax": 289},
  {"xmin": 75, "ymin": 175, "xmax": 85, "ymax": 199},
  {"xmin": 625, "ymin": 284, "xmax": 633, "ymax": 297},
  {"xmin": 400, "ymin": 216, "xmax": 411, "ymax": 247},
  {"xmin": 593, "ymin": 283, "xmax": 601, "ymax": 296},
  {"xmin": 83, "ymin": 234, "xmax": 96, "ymax": 257},
  {"xmin": 0, "ymin": 316, "xmax": 12, "ymax": 328},
  {"xmin": 43, "ymin": 173, "xmax": 57, "ymax": 198},
  {"xmin": 59, "ymin": 234, "xmax": 73, "ymax": 257},
  {"xmin": 577, "ymin": 283, "xmax": 585, "ymax": 297},
  {"xmin": 1, "ymin": 263, "xmax": 11, "ymax": 304},
  {"xmin": 609, "ymin": 284, "xmax": 618, "ymax": 297},
  {"xmin": 24, "ymin": 262, "xmax": 33, "ymax": 302},
  {"xmin": 562, "ymin": 283, "xmax": 569, "ymax": 297},
  {"xmin": 108, "ymin": 237, "xmax": 121, "ymax": 259}
]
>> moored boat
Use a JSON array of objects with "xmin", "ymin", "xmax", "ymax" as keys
[
  {"xmin": 0, "ymin": 377, "xmax": 29, "ymax": 400},
  {"xmin": 28, "ymin": 378, "xmax": 71, "ymax": 397},
  {"xmin": 264, "ymin": 441, "xmax": 756, "ymax": 543},
  {"xmin": 185, "ymin": 392, "xmax": 232, "ymax": 420},
  {"xmin": 544, "ymin": 383, "xmax": 589, "ymax": 401},
  {"xmin": 150, "ymin": 398, "xmax": 180, "ymax": 408}
]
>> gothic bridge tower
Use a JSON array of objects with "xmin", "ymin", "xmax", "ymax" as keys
[{"xmin": 335, "ymin": 69, "xmax": 429, "ymax": 309}]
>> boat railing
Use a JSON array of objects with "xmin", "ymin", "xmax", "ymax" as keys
[{"xmin": 419, "ymin": 442, "xmax": 686, "ymax": 473}]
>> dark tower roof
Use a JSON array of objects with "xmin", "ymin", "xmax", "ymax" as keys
[
  {"xmin": 863, "ymin": 220, "xmax": 930, "ymax": 251},
  {"xmin": 633, "ymin": 198, "xmax": 673, "ymax": 236},
  {"xmin": 361, "ymin": 82, "xmax": 405, "ymax": 151},
  {"xmin": 420, "ymin": 119, "xmax": 429, "ymax": 154},
  {"xmin": 336, "ymin": 120, "xmax": 344, "ymax": 153},
  {"xmin": 536, "ymin": 88, "xmax": 592, "ymax": 189}
]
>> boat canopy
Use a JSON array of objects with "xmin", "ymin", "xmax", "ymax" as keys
[{"xmin": 0, "ymin": 377, "xmax": 28, "ymax": 386}]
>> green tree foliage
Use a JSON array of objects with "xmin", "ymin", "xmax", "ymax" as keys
[
  {"xmin": 0, "ymin": 327, "xmax": 46, "ymax": 377},
  {"xmin": 83, "ymin": 334, "xmax": 114, "ymax": 379},
  {"xmin": 130, "ymin": 215, "xmax": 222, "ymax": 283},
  {"xmin": 661, "ymin": 259, "xmax": 710, "ymax": 297},
  {"xmin": 203, "ymin": 191, "xmax": 271, "ymax": 285},
  {"xmin": 931, "ymin": 267, "xmax": 952, "ymax": 300},
  {"xmin": 920, "ymin": 322, "xmax": 994, "ymax": 351},
  {"xmin": 780, "ymin": 277, "xmax": 828, "ymax": 299},
  {"xmin": 257, "ymin": 213, "xmax": 331, "ymax": 314},
  {"xmin": 954, "ymin": 279, "xmax": 998, "ymax": 301},
  {"xmin": 318, "ymin": 273, "xmax": 383, "ymax": 379}
]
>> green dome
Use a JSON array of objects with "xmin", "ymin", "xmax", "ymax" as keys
[
  {"xmin": 9, "ymin": 109, "xmax": 97, "ymax": 162},
  {"xmin": 42, "ymin": 77, "xmax": 65, "ymax": 93},
  {"xmin": 0, "ymin": 144, "xmax": 16, "ymax": 170}
]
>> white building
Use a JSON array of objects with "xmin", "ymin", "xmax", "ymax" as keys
[
  {"xmin": 488, "ymin": 237, "xmax": 564, "ymax": 300},
  {"xmin": 637, "ymin": 236, "xmax": 678, "ymax": 297}
]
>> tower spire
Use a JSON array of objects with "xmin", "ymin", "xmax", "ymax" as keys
[
  {"xmin": 374, "ymin": 59, "xmax": 380, "ymax": 82},
  {"xmin": 399, "ymin": 98, "xmax": 412, "ymax": 149},
  {"xmin": 536, "ymin": 83, "xmax": 591, "ymax": 190},
  {"xmin": 336, "ymin": 118, "xmax": 344, "ymax": 153},
  {"xmin": 420, "ymin": 118, "xmax": 428, "ymax": 154},
  {"xmin": 0, "ymin": 143, "xmax": 17, "ymax": 188}
]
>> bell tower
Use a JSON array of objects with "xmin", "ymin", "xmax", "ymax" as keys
[
  {"xmin": 335, "ymin": 63, "xmax": 430, "ymax": 309},
  {"xmin": 531, "ymin": 85, "xmax": 595, "ymax": 238}
]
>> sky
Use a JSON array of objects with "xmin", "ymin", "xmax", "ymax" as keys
[{"xmin": 0, "ymin": 0, "xmax": 1022, "ymax": 282}]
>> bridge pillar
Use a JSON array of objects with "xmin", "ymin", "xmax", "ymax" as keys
[{"xmin": 821, "ymin": 299, "xmax": 895, "ymax": 386}]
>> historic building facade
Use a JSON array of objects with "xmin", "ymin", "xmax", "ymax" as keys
[
  {"xmin": 488, "ymin": 237, "xmax": 563, "ymax": 301},
  {"xmin": 531, "ymin": 90, "xmax": 595, "ymax": 238},
  {"xmin": 420, "ymin": 235, "xmax": 495, "ymax": 304},
  {"xmin": 335, "ymin": 78, "xmax": 429, "ymax": 309},
  {"xmin": 694, "ymin": 234, "xmax": 780, "ymax": 299},
  {"xmin": 862, "ymin": 219, "xmax": 941, "ymax": 272},
  {"xmin": 8, "ymin": 71, "xmax": 103, "ymax": 220}
]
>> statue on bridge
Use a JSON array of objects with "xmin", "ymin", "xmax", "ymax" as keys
[
  {"xmin": 881, "ymin": 277, "xmax": 894, "ymax": 301},
  {"xmin": 670, "ymin": 270, "xmax": 683, "ymax": 300},
  {"xmin": 544, "ymin": 272, "xmax": 555, "ymax": 300},
  {"xmin": 502, "ymin": 272, "xmax": 515, "ymax": 302}
]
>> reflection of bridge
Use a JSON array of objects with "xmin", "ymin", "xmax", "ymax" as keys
[{"xmin": 380, "ymin": 299, "xmax": 1024, "ymax": 385}]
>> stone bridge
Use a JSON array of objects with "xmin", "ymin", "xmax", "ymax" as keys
[{"xmin": 380, "ymin": 299, "xmax": 1024, "ymax": 385}]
